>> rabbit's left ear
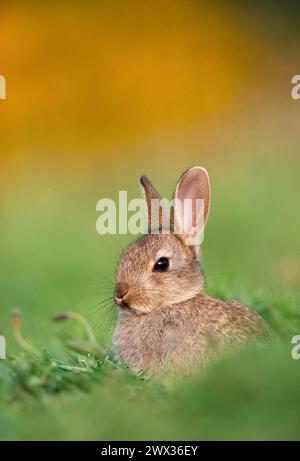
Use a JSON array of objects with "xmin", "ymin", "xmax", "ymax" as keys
[
  {"xmin": 140, "ymin": 175, "xmax": 163, "ymax": 233},
  {"xmin": 171, "ymin": 166, "xmax": 211, "ymax": 256}
]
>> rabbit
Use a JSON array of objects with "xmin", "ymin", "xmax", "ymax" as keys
[{"xmin": 112, "ymin": 166, "xmax": 271, "ymax": 376}]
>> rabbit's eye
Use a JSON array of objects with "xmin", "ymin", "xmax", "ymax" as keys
[{"xmin": 153, "ymin": 257, "xmax": 170, "ymax": 272}]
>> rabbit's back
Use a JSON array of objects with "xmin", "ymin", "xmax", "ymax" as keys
[{"xmin": 113, "ymin": 293, "xmax": 269, "ymax": 375}]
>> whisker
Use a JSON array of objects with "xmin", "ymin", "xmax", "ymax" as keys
[
  {"xmin": 94, "ymin": 303, "xmax": 117, "ymax": 330},
  {"xmin": 88, "ymin": 280, "xmax": 114, "ymax": 292},
  {"xmin": 88, "ymin": 297, "xmax": 115, "ymax": 314}
]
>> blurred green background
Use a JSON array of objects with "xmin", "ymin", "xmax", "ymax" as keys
[{"xmin": 0, "ymin": 0, "xmax": 300, "ymax": 440}]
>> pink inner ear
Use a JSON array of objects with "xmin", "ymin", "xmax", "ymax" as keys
[{"xmin": 176, "ymin": 168, "xmax": 210, "ymax": 231}]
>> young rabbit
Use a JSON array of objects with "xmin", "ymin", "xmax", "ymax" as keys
[{"xmin": 113, "ymin": 167, "xmax": 270, "ymax": 375}]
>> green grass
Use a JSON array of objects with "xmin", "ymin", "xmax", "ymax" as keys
[
  {"xmin": 0, "ymin": 336, "xmax": 300, "ymax": 440},
  {"xmin": 0, "ymin": 159, "xmax": 300, "ymax": 440}
]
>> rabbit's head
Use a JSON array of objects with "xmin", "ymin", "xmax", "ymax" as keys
[{"xmin": 114, "ymin": 167, "xmax": 211, "ymax": 314}]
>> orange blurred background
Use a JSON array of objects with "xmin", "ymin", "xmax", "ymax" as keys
[{"xmin": 1, "ymin": 1, "xmax": 299, "ymax": 181}]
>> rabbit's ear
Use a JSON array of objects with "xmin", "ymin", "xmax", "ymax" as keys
[
  {"xmin": 140, "ymin": 175, "xmax": 164, "ymax": 233},
  {"xmin": 171, "ymin": 166, "xmax": 211, "ymax": 256}
]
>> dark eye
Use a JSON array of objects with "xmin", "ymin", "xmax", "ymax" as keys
[{"xmin": 153, "ymin": 257, "xmax": 170, "ymax": 272}]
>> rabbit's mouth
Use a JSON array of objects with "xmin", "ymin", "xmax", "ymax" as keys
[
  {"xmin": 115, "ymin": 298, "xmax": 149, "ymax": 315},
  {"xmin": 116, "ymin": 299, "xmax": 130, "ymax": 309},
  {"xmin": 114, "ymin": 296, "xmax": 130, "ymax": 309},
  {"xmin": 114, "ymin": 282, "xmax": 132, "ymax": 309},
  {"xmin": 114, "ymin": 283, "xmax": 151, "ymax": 313}
]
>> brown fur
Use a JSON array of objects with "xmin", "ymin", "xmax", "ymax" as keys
[{"xmin": 112, "ymin": 168, "xmax": 271, "ymax": 376}]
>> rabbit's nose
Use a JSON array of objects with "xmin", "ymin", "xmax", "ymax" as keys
[{"xmin": 114, "ymin": 282, "xmax": 130, "ymax": 305}]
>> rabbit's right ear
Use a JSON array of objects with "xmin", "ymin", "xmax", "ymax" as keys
[
  {"xmin": 171, "ymin": 166, "xmax": 211, "ymax": 256},
  {"xmin": 140, "ymin": 175, "xmax": 163, "ymax": 233}
]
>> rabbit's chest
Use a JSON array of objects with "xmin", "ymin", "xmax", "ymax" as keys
[{"xmin": 114, "ymin": 312, "xmax": 205, "ymax": 373}]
